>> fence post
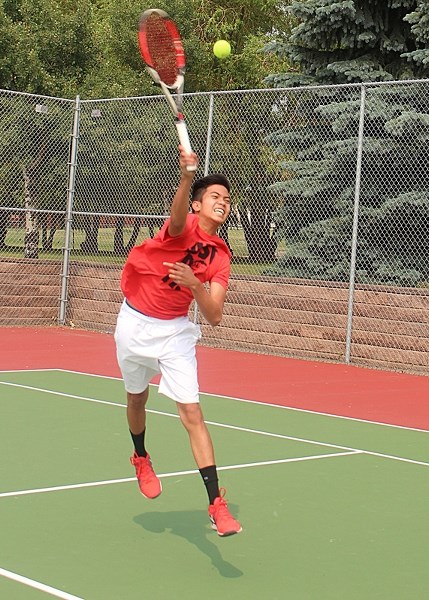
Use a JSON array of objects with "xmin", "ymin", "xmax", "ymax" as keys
[
  {"xmin": 345, "ymin": 84, "xmax": 366, "ymax": 363},
  {"xmin": 59, "ymin": 95, "xmax": 81, "ymax": 325},
  {"xmin": 203, "ymin": 93, "xmax": 215, "ymax": 176},
  {"xmin": 193, "ymin": 93, "xmax": 215, "ymax": 324}
]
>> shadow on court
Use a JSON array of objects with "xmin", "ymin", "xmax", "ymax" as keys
[{"xmin": 133, "ymin": 508, "xmax": 244, "ymax": 578}]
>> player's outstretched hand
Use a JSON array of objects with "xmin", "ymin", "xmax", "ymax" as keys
[{"xmin": 179, "ymin": 145, "xmax": 198, "ymax": 175}]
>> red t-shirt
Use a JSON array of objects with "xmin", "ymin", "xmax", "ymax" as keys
[{"xmin": 121, "ymin": 214, "xmax": 231, "ymax": 319}]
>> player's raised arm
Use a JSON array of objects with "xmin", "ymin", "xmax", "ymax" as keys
[{"xmin": 168, "ymin": 146, "xmax": 199, "ymax": 237}]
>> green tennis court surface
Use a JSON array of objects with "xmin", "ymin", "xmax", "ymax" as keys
[{"xmin": 1, "ymin": 369, "xmax": 428, "ymax": 600}]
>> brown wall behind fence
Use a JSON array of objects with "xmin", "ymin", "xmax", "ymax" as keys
[
  {"xmin": 0, "ymin": 258, "xmax": 62, "ymax": 327},
  {"xmin": 1, "ymin": 258, "xmax": 428, "ymax": 375}
]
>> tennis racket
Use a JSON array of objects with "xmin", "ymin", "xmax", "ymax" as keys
[{"xmin": 138, "ymin": 8, "xmax": 196, "ymax": 171}]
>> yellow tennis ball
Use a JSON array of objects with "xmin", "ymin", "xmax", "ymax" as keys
[{"xmin": 213, "ymin": 40, "xmax": 231, "ymax": 59}]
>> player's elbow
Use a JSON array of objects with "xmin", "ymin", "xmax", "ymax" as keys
[{"xmin": 208, "ymin": 313, "xmax": 222, "ymax": 327}]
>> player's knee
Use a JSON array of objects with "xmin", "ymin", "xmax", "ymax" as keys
[
  {"xmin": 127, "ymin": 389, "xmax": 148, "ymax": 409},
  {"xmin": 178, "ymin": 403, "xmax": 204, "ymax": 429}
]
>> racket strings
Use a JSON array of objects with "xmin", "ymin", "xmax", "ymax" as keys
[{"xmin": 144, "ymin": 15, "xmax": 179, "ymax": 87}]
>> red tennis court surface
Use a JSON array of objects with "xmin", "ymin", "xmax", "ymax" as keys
[{"xmin": 2, "ymin": 326, "xmax": 429, "ymax": 431}]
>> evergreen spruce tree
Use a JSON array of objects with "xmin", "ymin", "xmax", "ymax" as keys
[{"xmin": 265, "ymin": 0, "xmax": 429, "ymax": 286}]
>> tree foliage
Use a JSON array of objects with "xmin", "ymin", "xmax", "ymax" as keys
[
  {"xmin": 265, "ymin": 1, "xmax": 429, "ymax": 286},
  {"xmin": 266, "ymin": 0, "xmax": 425, "ymax": 87},
  {"xmin": 0, "ymin": 0, "xmax": 294, "ymax": 258},
  {"xmin": 0, "ymin": 0, "xmax": 292, "ymax": 98},
  {"xmin": 1, "ymin": 0, "xmax": 98, "ymax": 97}
]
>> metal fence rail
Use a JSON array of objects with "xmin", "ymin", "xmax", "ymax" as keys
[{"xmin": 1, "ymin": 80, "xmax": 428, "ymax": 374}]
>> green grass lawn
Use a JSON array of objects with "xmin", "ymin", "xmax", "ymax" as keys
[{"xmin": 2, "ymin": 226, "xmax": 283, "ymax": 276}]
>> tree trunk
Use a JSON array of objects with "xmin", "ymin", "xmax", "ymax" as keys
[
  {"xmin": 23, "ymin": 167, "xmax": 39, "ymax": 258},
  {"xmin": 113, "ymin": 217, "xmax": 142, "ymax": 254},
  {"xmin": 218, "ymin": 223, "xmax": 233, "ymax": 256},
  {"xmin": 125, "ymin": 218, "xmax": 142, "ymax": 253},
  {"xmin": 0, "ymin": 210, "xmax": 8, "ymax": 248},
  {"xmin": 239, "ymin": 191, "xmax": 278, "ymax": 263},
  {"xmin": 22, "ymin": 143, "xmax": 46, "ymax": 258},
  {"xmin": 114, "ymin": 216, "xmax": 125, "ymax": 254},
  {"xmin": 248, "ymin": 206, "xmax": 277, "ymax": 263},
  {"xmin": 80, "ymin": 214, "xmax": 100, "ymax": 253},
  {"xmin": 40, "ymin": 213, "xmax": 48, "ymax": 250},
  {"xmin": 42, "ymin": 213, "xmax": 62, "ymax": 251}
]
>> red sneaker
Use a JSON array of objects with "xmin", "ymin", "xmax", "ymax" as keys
[
  {"xmin": 208, "ymin": 488, "xmax": 242, "ymax": 536},
  {"xmin": 130, "ymin": 452, "xmax": 162, "ymax": 499}
]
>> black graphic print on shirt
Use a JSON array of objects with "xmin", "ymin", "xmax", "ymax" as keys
[{"xmin": 162, "ymin": 242, "xmax": 218, "ymax": 290}]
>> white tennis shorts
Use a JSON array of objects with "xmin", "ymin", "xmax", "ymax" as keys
[{"xmin": 114, "ymin": 300, "xmax": 202, "ymax": 403}]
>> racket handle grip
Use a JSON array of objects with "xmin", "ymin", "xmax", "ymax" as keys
[{"xmin": 176, "ymin": 120, "xmax": 197, "ymax": 172}]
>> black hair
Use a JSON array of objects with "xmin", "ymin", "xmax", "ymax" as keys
[{"xmin": 191, "ymin": 174, "xmax": 231, "ymax": 201}]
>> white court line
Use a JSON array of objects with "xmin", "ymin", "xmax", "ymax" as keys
[
  {"xmin": 0, "ymin": 381, "xmax": 382, "ymax": 456},
  {"xmin": 2, "ymin": 367, "xmax": 429, "ymax": 434},
  {"xmin": 0, "ymin": 452, "xmax": 361, "ymax": 499},
  {"xmin": 48, "ymin": 368, "xmax": 429, "ymax": 434},
  {"xmin": 0, "ymin": 381, "xmax": 125, "ymax": 408},
  {"xmin": 0, "ymin": 381, "xmax": 354, "ymax": 450},
  {"xmin": 0, "ymin": 368, "xmax": 60, "ymax": 373},
  {"xmin": 1, "ymin": 380, "xmax": 429, "ymax": 468},
  {"xmin": 0, "ymin": 567, "xmax": 84, "ymax": 600}
]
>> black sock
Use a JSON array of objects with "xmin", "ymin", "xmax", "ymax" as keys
[
  {"xmin": 130, "ymin": 429, "xmax": 147, "ymax": 457},
  {"xmin": 199, "ymin": 465, "xmax": 219, "ymax": 505}
]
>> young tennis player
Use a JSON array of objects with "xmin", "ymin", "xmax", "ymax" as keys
[{"xmin": 114, "ymin": 147, "xmax": 242, "ymax": 536}]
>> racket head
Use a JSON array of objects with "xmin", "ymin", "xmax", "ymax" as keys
[{"xmin": 138, "ymin": 9, "xmax": 185, "ymax": 90}]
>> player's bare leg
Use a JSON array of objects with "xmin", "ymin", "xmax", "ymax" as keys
[
  {"xmin": 127, "ymin": 388, "xmax": 149, "ymax": 435},
  {"xmin": 177, "ymin": 401, "xmax": 242, "ymax": 536},
  {"xmin": 128, "ymin": 388, "xmax": 162, "ymax": 499},
  {"xmin": 176, "ymin": 402, "xmax": 215, "ymax": 467}
]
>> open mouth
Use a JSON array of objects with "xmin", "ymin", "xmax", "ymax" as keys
[{"xmin": 214, "ymin": 208, "xmax": 225, "ymax": 215}]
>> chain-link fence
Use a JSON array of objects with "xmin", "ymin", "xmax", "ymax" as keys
[{"xmin": 1, "ymin": 81, "xmax": 429, "ymax": 374}]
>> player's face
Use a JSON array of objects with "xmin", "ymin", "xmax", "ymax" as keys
[{"xmin": 192, "ymin": 184, "xmax": 231, "ymax": 227}]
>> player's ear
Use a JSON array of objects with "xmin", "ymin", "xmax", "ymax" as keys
[{"xmin": 191, "ymin": 199, "xmax": 201, "ymax": 213}]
